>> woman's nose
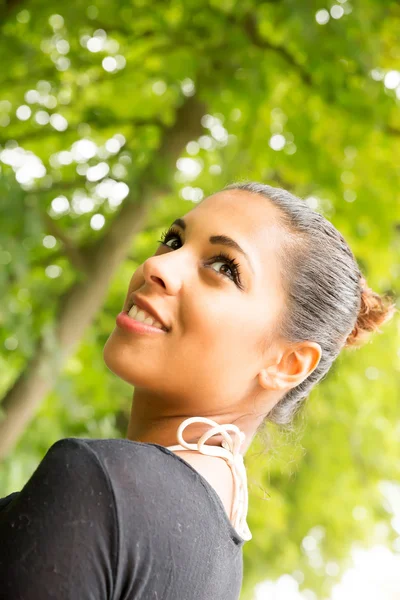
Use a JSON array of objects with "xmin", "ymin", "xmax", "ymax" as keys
[{"xmin": 142, "ymin": 252, "xmax": 185, "ymax": 296}]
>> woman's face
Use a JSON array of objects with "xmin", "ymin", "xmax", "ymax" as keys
[{"xmin": 103, "ymin": 189, "xmax": 287, "ymax": 416}]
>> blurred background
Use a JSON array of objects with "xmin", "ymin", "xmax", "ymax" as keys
[{"xmin": 0, "ymin": 1, "xmax": 399, "ymax": 598}]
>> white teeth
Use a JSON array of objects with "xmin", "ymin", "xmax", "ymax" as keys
[
  {"xmin": 127, "ymin": 304, "xmax": 165, "ymax": 330},
  {"xmin": 135, "ymin": 309, "xmax": 147, "ymax": 323},
  {"xmin": 127, "ymin": 305, "xmax": 137, "ymax": 318}
]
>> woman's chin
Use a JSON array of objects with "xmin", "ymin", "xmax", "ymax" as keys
[
  {"xmin": 102, "ymin": 333, "xmax": 153, "ymax": 387},
  {"xmin": 103, "ymin": 335, "xmax": 132, "ymax": 382}
]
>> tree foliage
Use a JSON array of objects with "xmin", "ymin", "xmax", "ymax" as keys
[{"xmin": 0, "ymin": 1, "xmax": 399, "ymax": 598}]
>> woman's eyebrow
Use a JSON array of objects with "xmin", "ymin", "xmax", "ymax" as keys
[{"xmin": 171, "ymin": 218, "xmax": 255, "ymax": 274}]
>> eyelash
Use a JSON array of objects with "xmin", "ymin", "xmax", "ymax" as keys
[{"xmin": 157, "ymin": 226, "xmax": 244, "ymax": 289}]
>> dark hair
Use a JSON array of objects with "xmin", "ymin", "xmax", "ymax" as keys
[{"xmin": 224, "ymin": 181, "xmax": 398, "ymax": 428}]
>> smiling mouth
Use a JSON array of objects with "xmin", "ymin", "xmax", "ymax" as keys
[{"xmin": 126, "ymin": 303, "xmax": 168, "ymax": 332}]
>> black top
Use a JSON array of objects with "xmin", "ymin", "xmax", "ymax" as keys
[{"xmin": 0, "ymin": 438, "xmax": 245, "ymax": 600}]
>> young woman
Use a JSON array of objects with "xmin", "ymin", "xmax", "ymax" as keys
[{"xmin": 0, "ymin": 182, "xmax": 396, "ymax": 599}]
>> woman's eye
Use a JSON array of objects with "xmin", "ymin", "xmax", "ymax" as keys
[
  {"xmin": 157, "ymin": 228, "xmax": 243, "ymax": 288},
  {"xmin": 157, "ymin": 229, "xmax": 182, "ymax": 249},
  {"xmin": 165, "ymin": 236, "xmax": 180, "ymax": 249},
  {"xmin": 210, "ymin": 261, "xmax": 234, "ymax": 279}
]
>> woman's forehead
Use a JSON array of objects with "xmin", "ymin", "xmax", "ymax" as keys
[{"xmin": 186, "ymin": 189, "xmax": 285, "ymax": 251}]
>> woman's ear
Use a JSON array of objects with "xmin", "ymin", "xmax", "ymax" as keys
[{"xmin": 258, "ymin": 342, "xmax": 322, "ymax": 392}]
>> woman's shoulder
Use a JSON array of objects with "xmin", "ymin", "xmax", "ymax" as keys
[
  {"xmin": 0, "ymin": 491, "xmax": 19, "ymax": 512},
  {"xmin": 31, "ymin": 437, "xmax": 153, "ymax": 489},
  {"xmin": 0, "ymin": 438, "xmax": 183, "ymax": 515},
  {"xmin": 40, "ymin": 437, "xmax": 186, "ymax": 497},
  {"xmin": 0, "ymin": 438, "xmax": 120, "ymax": 598},
  {"xmin": 1, "ymin": 437, "xmax": 227, "ymax": 516},
  {"xmin": 38, "ymin": 436, "xmax": 157, "ymax": 467},
  {"xmin": 0, "ymin": 438, "xmax": 124, "ymax": 510}
]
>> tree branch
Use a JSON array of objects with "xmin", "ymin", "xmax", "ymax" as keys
[
  {"xmin": 385, "ymin": 125, "xmax": 400, "ymax": 137},
  {"xmin": 41, "ymin": 212, "xmax": 90, "ymax": 273},
  {"xmin": 241, "ymin": 13, "xmax": 313, "ymax": 88},
  {"xmin": 0, "ymin": 94, "xmax": 206, "ymax": 461},
  {"xmin": 0, "ymin": 0, "xmax": 23, "ymax": 26}
]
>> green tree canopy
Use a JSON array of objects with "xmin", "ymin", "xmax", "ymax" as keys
[{"xmin": 0, "ymin": 1, "xmax": 399, "ymax": 598}]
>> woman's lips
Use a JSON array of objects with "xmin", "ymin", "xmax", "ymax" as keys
[{"xmin": 116, "ymin": 311, "xmax": 168, "ymax": 334}]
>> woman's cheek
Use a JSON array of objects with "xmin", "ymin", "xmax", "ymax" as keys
[{"xmin": 125, "ymin": 271, "xmax": 143, "ymax": 301}]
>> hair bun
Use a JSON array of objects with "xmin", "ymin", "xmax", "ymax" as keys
[{"xmin": 345, "ymin": 277, "xmax": 397, "ymax": 348}]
